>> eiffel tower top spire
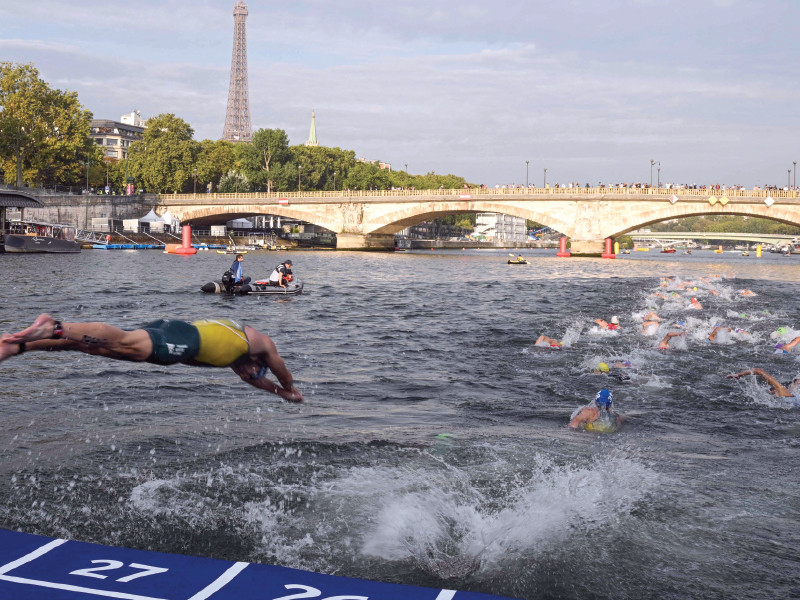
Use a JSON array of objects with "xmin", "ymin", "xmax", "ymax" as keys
[
  {"xmin": 305, "ymin": 110, "xmax": 319, "ymax": 147},
  {"xmin": 222, "ymin": 1, "xmax": 252, "ymax": 142}
]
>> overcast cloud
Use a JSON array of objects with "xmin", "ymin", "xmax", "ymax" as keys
[{"xmin": 1, "ymin": 0, "xmax": 798, "ymax": 187}]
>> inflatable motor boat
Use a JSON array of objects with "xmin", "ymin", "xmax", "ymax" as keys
[{"xmin": 201, "ymin": 278, "xmax": 304, "ymax": 295}]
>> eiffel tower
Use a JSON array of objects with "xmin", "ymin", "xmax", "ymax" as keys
[{"xmin": 222, "ymin": 1, "xmax": 252, "ymax": 142}]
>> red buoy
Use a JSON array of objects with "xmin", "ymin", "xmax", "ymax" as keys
[
  {"xmin": 556, "ymin": 236, "xmax": 570, "ymax": 257},
  {"xmin": 601, "ymin": 237, "xmax": 616, "ymax": 259},
  {"xmin": 166, "ymin": 224, "xmax": 197, "ymax": 255}
]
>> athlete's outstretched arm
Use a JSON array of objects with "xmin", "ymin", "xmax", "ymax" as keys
[
  {"xmin": 727, "ymin": 368, "xmax": 792, "ymax": 397},
  {"xmin": 237, "ymin": 327, "xmax": 304, "ymax": 402}
]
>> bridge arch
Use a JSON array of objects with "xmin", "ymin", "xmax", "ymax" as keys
[
  {"xmin": 365, "ymin": 201, "xmax": 572, "ymax": 237},
  {"xmin": 608, "ymin": 204, "xmax": 800, "ymax": 238},
  {"xmin": 173, "ymin": 206, "xmax": 335, "ymax": 233}
]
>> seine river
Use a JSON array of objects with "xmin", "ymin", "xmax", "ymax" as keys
[{"xmin": 0, "ymin": 248, "xmax": 798, "ymax": 600}]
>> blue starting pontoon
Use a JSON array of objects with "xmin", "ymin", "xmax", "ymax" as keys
[{"xmin": 0, "ymin": 529, "xmax": 516, "ymax": 600}]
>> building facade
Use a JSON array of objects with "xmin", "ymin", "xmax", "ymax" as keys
[
  {"xmin": 474, "ymin": 213, "xmax": 527, "ymax": 242},
  {"xmin": 89, "ymin": 112, "xmax": 145, "ymax": 160}
]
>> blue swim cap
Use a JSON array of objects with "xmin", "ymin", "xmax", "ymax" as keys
[{"xmin": 595, "ymin": 389, "xmax": 613, "ymax": 408}]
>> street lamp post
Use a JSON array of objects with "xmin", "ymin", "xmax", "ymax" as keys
[
  {"xmin": 526, "ymin": 160, "xmax": 529, "ymax": 187},
  {"xmin": 85, "ymin": 159, "xmax": 90, "ymax": 228},
  {"xmin": 657, "ymin": 162, "xmax": 661, "ymax": 188},
  {"xmin": 193, "ymin": 168, "xmax": 197, "ymax": 194},
  {"xmin": 333, "ymin": 171, "xmax": 337, "ymax": 191},
  {"xmin": 543, "ymin": 168, "xmax": 547, "ymax": 188},
  {"xmin": 794, "ymin": 161, "xmax": 797, "ymax": 190},
  {"xmin": 298, "ymin": 165, "xmax": 302, "ymax": 192},
  {"xmin": 650, "ymin": 159, "xmax": 655, "ymax": 187},
  {"xmin": 789, "ymin": 169, "xmax": 792, "ymax": 190}
]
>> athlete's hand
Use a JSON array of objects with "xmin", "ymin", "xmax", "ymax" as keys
[{"xmin": 278, "ymin": 386, "xmax": 304, "ymax": 403}]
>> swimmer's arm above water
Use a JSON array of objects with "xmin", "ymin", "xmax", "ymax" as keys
[{"xmin": 727, "ymin": 368, "xmax": 792, "ymax": 397}]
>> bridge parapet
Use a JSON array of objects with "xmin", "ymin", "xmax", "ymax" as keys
[{"xmin": 158, "ymin": 186, "xmax": 800, "ymax": 204}]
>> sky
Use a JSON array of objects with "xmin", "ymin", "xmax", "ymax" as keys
[{"xmin": 1, "ymin": 0, "xmax": 798, "ymax": 188}]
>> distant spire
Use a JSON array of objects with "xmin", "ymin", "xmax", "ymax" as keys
[{"xmin": 305, "ymin": 110, "xmax": 318, "ymax": 147}]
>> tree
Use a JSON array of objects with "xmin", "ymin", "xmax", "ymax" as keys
[
  {"xmin": 127, "ymin": 113, "xmax": 196, "ymax": 193},
  {"xmin": 0, "ymin": 62, "xmax": 98, "ymax": 186},
  {"xmin": 196, "ymin": 139, "xmax": 235, "ymax": 192},
  {"xmin": 218, "ymin": 169, "xmax": 252, "ymax": 193},
  {"xmin": 252, "ymin": 128, "xmax": 290, "ymax": 192}
]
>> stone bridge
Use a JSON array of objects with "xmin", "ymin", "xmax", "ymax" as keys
[{"xmin": 154, "ymin": 187, "xmax": 800, "ymax": 254}]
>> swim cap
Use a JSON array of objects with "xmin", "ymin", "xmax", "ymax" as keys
[
  {"xmin": 622, "ymin": 360, "xmax": 632, "ymax": 367},
  {"xmin": 610, "ymin": 316, "xmax": 619, "ymax": 325},
  {"xmin": 777, "ymin": 327, "xmax": 787, "ymax": 335},
  {"xmin": 775, "ymin": 343, "xmax": 785, "ymax": 350},
  {"xmin": 595, "ymin": 389, "xmax": 613, "ymax": 408},
  {"xmin": 597, "ymin": 363, "xmax": 610, "ymax": 373}
]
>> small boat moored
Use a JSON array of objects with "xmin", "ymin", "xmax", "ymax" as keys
[{"xmin": 3, "ymin": 220, "xmax": 80, "ymax": 253}]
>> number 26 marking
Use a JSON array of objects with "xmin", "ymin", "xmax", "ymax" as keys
[
  {"xmin": 69, "ymin": 560, "xmax": 169, "ymax": 582},
  {"xmin": 273, "ymin": 583, "xmax": 367, "ymax": 600}
]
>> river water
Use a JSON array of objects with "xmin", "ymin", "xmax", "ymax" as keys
[{"xmin": 0, "ymin": 248, "xmax": 798, "ymax": 600}]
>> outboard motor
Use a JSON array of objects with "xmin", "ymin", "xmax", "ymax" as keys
[{"xmin": 221, "ymin": 270, "xmax": 234, "ymax": 293}]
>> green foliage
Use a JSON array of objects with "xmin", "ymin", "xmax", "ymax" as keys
[
  {"xmin": 652, "ymin": 215, "xmax": 800, "ymax": 235},
  {"xmin": 0, "ymin": 62, "xmax": 98, "ymax": 186},
  {"xmin": 196, "ymin": 139, "xmax": 235, "ymax": 191},
  {"xmin": 127, "ymin": 113, "xmax": 196, "ymax": 193},
  {"xmin": 218, "ymin": 169, "xmax": 252, "ymax": 193},
  {"xmin": 252, "ymin": 128, "xmax": 290, "ymax": 192}
]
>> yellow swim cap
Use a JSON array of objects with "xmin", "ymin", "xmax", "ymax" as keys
[{"xmin": 597, "ymin": 362, "xmax": 610, "ymax": 373}]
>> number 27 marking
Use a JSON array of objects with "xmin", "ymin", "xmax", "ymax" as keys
[{"xmin": 69, "ymin": 560, "xmax": 169, "ymax": 583}]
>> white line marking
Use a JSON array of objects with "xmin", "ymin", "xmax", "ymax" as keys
[
  {"xmin": 0, "ymin": 539, "xmax": 67, "ymax": 575},
  {"xmin": 0, "ymin": 574, "xmax": 167, "ymax": 600},
  {"xmin": 185, "ymin": 561, "xmax": 249, "ymax": 600},
  {"xmin": 435, "ymin": 590, "xmax": 457, "ymax": 600}
]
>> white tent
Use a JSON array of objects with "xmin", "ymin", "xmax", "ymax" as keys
[
  {"xmin": 139, "ymin": 209, "xmax": 162, "ymax": 222},
  {"xmin": 161, "ymin": 209, "xmax": 181, "ymax": 229}
]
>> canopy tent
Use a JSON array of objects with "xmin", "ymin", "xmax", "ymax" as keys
[
  {"xmin": 161, "ymin": 209, "xmax": 181, "ymax": 229},
  {"xmin": 138, "ymin": 209, "xmax": 162, "ymax": 222}
]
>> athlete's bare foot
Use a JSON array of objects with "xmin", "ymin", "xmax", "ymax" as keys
[
  {"xmin": 6, "ymin": 314, "xmax": 57, "ymax": 343},
  {"xmin": 0, "ymin": 334, "xmax": 22, "ymax": 362}
]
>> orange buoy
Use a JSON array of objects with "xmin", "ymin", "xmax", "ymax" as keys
[{"xmin": 166, "ymin": 225, "xmax": 197, "ymax": 255}]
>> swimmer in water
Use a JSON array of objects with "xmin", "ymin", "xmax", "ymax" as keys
[
  {"xmin": 687, "ymin": 297, "xmax": 703, "ymax": 310},
  {"xmin": 568, "ymin": 389, "xmax": 624, "ymax": 432},
  {"xmin": 595, "ymin": 315, "xmax": 620, "ymax": 330},
  {"xmin": 727, "ymin": 368, "xmax": 800, "ymax": 399},
  {"xmin": 641, "ymin": 311, "xmax": 661, "ymax": 335},
  {"xmin": 659, "ymin": 331, "xmax": 685, "ymax": 349},
  {"xmin": 592, "ymin": 362, "xmax": 631, "ymax": 381},
  {"xmin": 773, "ymin": 337, "xmax": 800, "ymax": 354},
  {"xmin": 535, "ymin": 335, "xmax": 562, "ymax": 349},
  {"xmin": 739, "ymin": 289, "xmax": 756, "ymax": 297},
  {"xmin": 0, "ymin": 313, "xmax": 303, "ymax": 402}
]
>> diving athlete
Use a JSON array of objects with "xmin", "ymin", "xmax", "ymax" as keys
[{"xmin": 0, "ymin": 314, "xmax": 303, "ymax": 402}]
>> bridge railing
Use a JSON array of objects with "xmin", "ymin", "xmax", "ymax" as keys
[{"xmin": 159, "ymin": 186, "xmax": 800, "ymax": 202}]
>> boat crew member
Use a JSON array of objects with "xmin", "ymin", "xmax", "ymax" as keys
[
  {"xmin": 0, "ymin": 314, "xmax": 303, "ymax": 402},
  {"xmin": 230, "ymin": 254, "xmax": 251, "ymax": 285},
  {"xmin": 268, "ymin": 260, "xmax": 293, "ymax": 287},
  {"xmin": 568, "ymin": 389, "xmax": 624, "ymax": 432}
]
